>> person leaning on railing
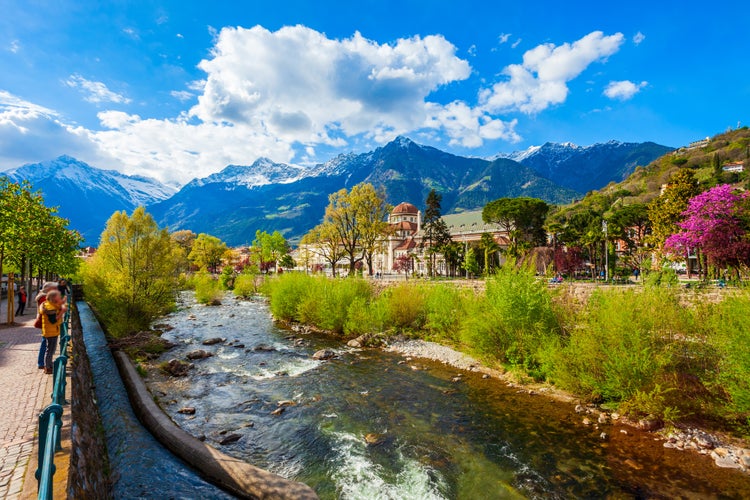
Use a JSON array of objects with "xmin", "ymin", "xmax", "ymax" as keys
[
  {"xmin": 35, "ymin": 282, "xmax": 59, "ymax": 370},
  {"xmin": 39, "ymin": 289, "xmax": 67, "ymax": 374}
]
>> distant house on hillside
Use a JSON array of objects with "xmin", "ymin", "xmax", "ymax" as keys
[
  {"xmin": 686, "ymin": 137, "xmax": 710, "ymax": 150},
  {"xmin": 722, "ymin": 161, "xmax": 745, "ymax": 173}
]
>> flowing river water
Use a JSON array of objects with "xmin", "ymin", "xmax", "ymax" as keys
[{"xmin": 146, "ymin": 293, "xmax": 750, "ymax": 499}]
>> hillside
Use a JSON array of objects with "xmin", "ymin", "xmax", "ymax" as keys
[{"xmin": 550, "ymin": 128, "xmax": 750, "ymax": 219}]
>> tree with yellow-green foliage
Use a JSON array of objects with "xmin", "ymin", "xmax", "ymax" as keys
[
  {"xmin": 647, "ymin": 169, "xmax": 700, "ymax": 255},
  {"xmin": 82, "ymin": 207, "xmax": 181, "ymax": 336},
  {"xmin": 188, "ymin": 233, "xmax": 229, "ymax": 273}
]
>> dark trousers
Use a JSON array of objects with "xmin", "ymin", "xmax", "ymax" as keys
[
  {"xmin": 44, "ymin": 336, "xmax": 58, "ymax": 371},
  {"xmin": 37, "ymin": 338, "xmax": 47, "ymax": 368},
  {"xmin": 15, "ymin": 301, "xmax": 25, "ymax": 315}
]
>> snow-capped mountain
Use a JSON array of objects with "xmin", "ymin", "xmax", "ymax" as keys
[
  {"xmin": 495, "ymin": 141, "xmax": 673, "ymax": 192},
  {"xmin": 186, "ymin": 158, "xmax": 307, "ymax": 189},
  {"xmin": 149, "ymin": 136, "xmax": 577, "ymax": 245},
  {"xmin": 5, "ymin": 155, "xmax": 175, "ymax": 243}
]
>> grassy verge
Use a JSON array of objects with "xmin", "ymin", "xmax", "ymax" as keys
[{"xmin": 262, "ymin": 269, "xmax": 750, "ymax": 436}]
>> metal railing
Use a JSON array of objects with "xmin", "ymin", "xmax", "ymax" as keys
[{"xmin": 36, "ymin": 288, "xmax": 72, "ymax": 500}]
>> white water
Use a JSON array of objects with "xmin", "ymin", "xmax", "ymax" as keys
[{"xmin": 326, "ymin": 430, "xmax": 448, "ymax": 500}]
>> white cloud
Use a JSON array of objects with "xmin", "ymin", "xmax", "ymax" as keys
[
  {"xmin": 467, "ymin": 44, "xmax": 476, "ymax": 56},
  {"xmin": 498, "ymin": 33, "xmax": 511, "ymax": 44},
  {"xmin": 8, "ymin": 40, "xmax": 20, "ymax": 53},
  {"xmin": 191, "ymin": 25, "xmax": 482, "ymax": 145},
  {"xmin": 511, "ymin": 38, "xmax": 522, "ymax": 49},
  {"xmin": 479, "ymin": 31, "xmax": 625, "ymax": 114},
  {"xmin": 0, "ymin": 91, "xmax": 101, "ymax": 170},
  {"xmin": 633, "ymin": 32, "xmax": 645, "ymax": 45},
  {"xmin": 170, "ymin": 90, "xmax": 194, "ymax": 102},
  {"xmin": 176, "ymin": 33, "xmax": 184, "ymax": 39},
  {"xmin": 122, "ymin": 27, "xmax": 139, "ymax": 40},
  {"xmin": 603, "ymin": 80, "xmax": 647, "ymax": 100},
  {"xmin": 65, "ymin": 74, "xmax": 131, "ymax": 104}
]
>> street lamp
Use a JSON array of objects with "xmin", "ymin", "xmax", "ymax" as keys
[{"xmin": 602, "ymin": 220, "xmax": 608, "ymax": 282}]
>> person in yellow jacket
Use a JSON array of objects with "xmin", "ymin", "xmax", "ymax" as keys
[{"xmin": 40, "ymin": 289, "xmax": 67, "ymax": 374}]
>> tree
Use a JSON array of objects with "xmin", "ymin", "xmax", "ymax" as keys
[
  {"xmin": 392, "ymin": 254, "xmax": 413, "ymax": 277},
  {"xmin": 253, "ymin": 230, "xmax": 289, "ymax": 271},
  {"xmin": 478, "ymin": 233, "xmax": 501, "ymax": 275},
  {"xmin": 279, "ymin": 254, "xmax": 296, "ymax": 270},
  {"xmin": 301, "ymin": 223, "xmax": 344, "ymax": 277},
  {"xmin": 188, "ymin": 233, "xmax": 229, "ymax": 273},
  {"xmin": 483, "ymin": 197, "xmax": 549, "ymax": 257},
  {"xmin": 421, "ymin": 189, "xmax": 452, "ymax": 277},
  {"xmin": 665, "ymin": 184, "xmax": 750, "ymax": 275},
  {"xmin": 462, "ymin": 247, "xmax": 480, "ymax": 277},
  {"xmin": 442, "ymin": 241, "xmax": 465, "ymax": 277},
  {"xmin": 648, "ymin": 169, "xmax": 700, "ymax": 252},
  {"xmin": 323, "ymin": 183, "xmax": 389, "ymax": 275},
  {"xmin": 82, "ymin": 207, "xmax": 180, "ymax": 336}
]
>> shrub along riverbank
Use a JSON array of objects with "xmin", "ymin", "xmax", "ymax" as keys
[{"xmin": 262, "ymin": 269, "xmax": 750, "ymax": 436}]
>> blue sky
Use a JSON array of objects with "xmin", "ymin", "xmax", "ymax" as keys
[{"xmin": 0, "ymin": 0, "xmax": 747, "ymax": 185}]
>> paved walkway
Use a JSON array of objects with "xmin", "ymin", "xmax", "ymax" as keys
[{"xmin": 0, "ymin": 303, "xmax": 53, "ymax": 499}]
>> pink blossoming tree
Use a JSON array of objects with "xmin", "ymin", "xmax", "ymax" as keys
[{"xmin": 665, "ymin": 184, "xmax": 750, "ymax": 274}]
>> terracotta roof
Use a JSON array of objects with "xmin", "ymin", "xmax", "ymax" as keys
[
  {"xmin": 391, "ymin": 220, "xmax": 418, "ymax": 231},
  {"xmin": 395, "ymin": 238, "xmax": 417, "ymax": 251},
  {"xmin": 392, "ymin": 202, "xmax": 419, "ymax": 215}
]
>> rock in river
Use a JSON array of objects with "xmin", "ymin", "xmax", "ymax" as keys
[
  {"xmin": 312, "ymin": 349, "xmax": 335, "ymax": 360},
  {"xmin": 186, "ymin": 349, "xmax": 213, "ymax": 360},
  {"xmin": 202, "ymin": 337, "xmax": 225, "ymax": 346},
  {"xmin": 271, "ymin": 407, "xmax": 286, "ymax": 416},
  {"xmin": 254, "ymin": 344, "xmax": 277, "ymax": 352},
  {"xmin": 219, "ymin": 433, "xmax": 242, "ymax": 445},
  {"xmin": 163, "ymin": 359, "xmax": 192, "ymax": 377},
  {"xmin": 178, "ymin": 407, "xmax": 196, "ymax": 415}
]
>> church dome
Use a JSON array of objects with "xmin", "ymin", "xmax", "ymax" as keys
[{"xmin": 392, "ymin": 202, "xmax": 419, "ymax": 215}]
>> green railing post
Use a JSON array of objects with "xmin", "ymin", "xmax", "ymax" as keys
[{"xmin": 35, "ymin": 403, "xmax": 63, "ymax": 500}]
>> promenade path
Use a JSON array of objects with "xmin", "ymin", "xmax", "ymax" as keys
[{"xmin": 0, "ymin": 300, "xmax": 56, "ymax": 499}]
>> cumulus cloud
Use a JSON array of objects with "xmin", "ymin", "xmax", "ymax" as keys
[
  {"xmin": 479, "ymin": 31, "xmax": 625, "ymax": 114},
  {"xmin": 0, "ymin": 27, "xmax": 629, "ymax": 184},
  {"xmin": 65, "ymin": 74, "xmax": 131, "ymax": 104},
  {"xmin": 603, "ymin": 80, "xmax": 647, "ymax": 100},
  {"xmin": 633, "ymin": 32, "xmax": 645, "ymax": 45},
  {"xmin": 191, "ymin": 25, "xmax": 476, "ymax": 145},
  {"xmin": 0, "ymin": 91, "xmax": 101, "ymax": 169}
]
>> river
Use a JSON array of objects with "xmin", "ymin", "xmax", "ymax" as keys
[{"xmin": 146, "ymin": 293, "xmax": 750, "ymax": 499}]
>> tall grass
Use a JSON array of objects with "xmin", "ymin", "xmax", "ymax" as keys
[{"xmin": 261, "ymin": 270, "xmax": 750, "ymax": 429}]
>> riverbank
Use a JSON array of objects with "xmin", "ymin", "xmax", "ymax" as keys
[
  {"xmin": 382, "ymin": 337, "xmax": 750, "ymax": 474},
  {"xmin": 140, "ymin": 292, "xmax": 750, "ymax": 498}
]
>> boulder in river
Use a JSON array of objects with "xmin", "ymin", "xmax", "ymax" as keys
[
  {"xmin": 202, "ymin": 337, "xmax": 225, "ymax": 346},
  {"xmin": 312, "ymin": 349, "xmax": 335, "ymax": 360},
  {"xmin": 186, "ymin": 349, "xmax": 213, "ymax": 360},
  {"xmin": 162, "ymin": 359, "xmax": 192, "ymax": 377},
  {"xmin": 254, "ymin": 344, "xmax": 277, "ymax": 352},
  {"xmin": 219, "ymin": 433, "xmax": 242, "ymax": 445},
  {"xmin": 178, "ymin": 407, "xmax": 196, "ymax": 415}
]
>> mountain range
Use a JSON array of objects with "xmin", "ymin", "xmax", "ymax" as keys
[{"xmin": 2, "ymin": 137, "xmax": 672, "ymax": 245}]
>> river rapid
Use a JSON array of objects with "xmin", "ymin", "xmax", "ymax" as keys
[{"xmin": 146, "ymin": 293, "xmax": 750, "ymax": 499}]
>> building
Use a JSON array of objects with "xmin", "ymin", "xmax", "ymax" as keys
[
  {"xmin": 296, "ymin": 201, "xmax": 511, "ymax": 276},
  {"xmin": 722, "ymin": 161, "xmax": 745, "ymax": 173},
  {"xmin": 375, "ymin": 203, "xmax": 510, "ymax": 276}
]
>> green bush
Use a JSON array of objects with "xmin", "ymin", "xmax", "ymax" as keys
[
  {"xmin": 233, "ymin": 270, "xmax": 260, "ymax": 298},
  {"xmin": 192, "ymin": 272, "xmax": 223, "ymax": 305},
  {"xmin": 297, "ymin": 277, "xmax": 372, "ymax": 333},
  {"xmin": 460, "ymin": 265, "xmax": 560, "ymax": 376},
  {"xmin": 644, "ymin": 267, "xmax": 679, "ymax": 287},
  {"xmin": 344, "ymin": 296, "xmax": 389, "ymax": 336},
  {"xmin": 423, "ymin": 284, "xmax": 469, "ymax": 342},
  {"xmin": 551, "ymin": 288, "xmax": 689, "ymax": 404},
  {"xmin": 220, "ymin": 266, "xmax": 235, "ymax": 290},
  {"xmin": 381, "ymin": 283, "xmax": 426, "ymax": 330},
  {"xmin": 264, "ymin": 272, "xmax": 315, "ymax": 321},
  {"xmin": 709, "ymin": 291, "xmax": 750, "ymax": 415}
]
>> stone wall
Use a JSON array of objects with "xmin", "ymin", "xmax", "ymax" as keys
[{"xmin": 67, "ymin": 304, "xmax": 113, "ymax": 499}]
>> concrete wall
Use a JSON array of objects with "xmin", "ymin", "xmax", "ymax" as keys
[{"xmin": 67, "ymin": 304, "xmax": 113, "ymax": 499}]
